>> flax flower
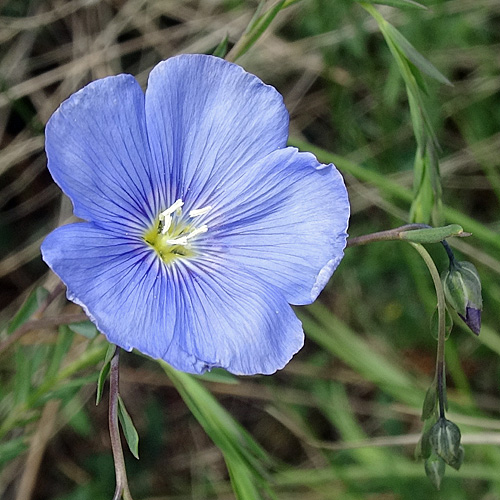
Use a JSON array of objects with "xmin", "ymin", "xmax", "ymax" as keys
[{"xmin": 41, "ymin": 54, "xmax": 349, "ymax": 375}]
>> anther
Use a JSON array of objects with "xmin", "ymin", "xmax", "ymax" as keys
[
  {"xmin": 189, "ymin": 206, "xmax": 212, "ymax": 218},
  {"xmin": 186, "ymin": 225, "xmax": 208, "ymax": 240},
  {"xmin": 166, "ymin": 235, "xmax": 189, "ymax": 246},
  {"xmin": 165, "ymin": 225, "xmax": 208, "ymax": 246},
  {"xmin": 159, "ymin": 199, "xmax": 184, "ymax": 219},
  {"xmin": 159, "ymin": 199, "xmax": 184, "ymax": 234}
]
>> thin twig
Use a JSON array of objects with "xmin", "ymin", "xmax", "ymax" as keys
[
  {"xmin": 268, "ymin": 407, "xmax": 500, "ymax": 452},
  {"xmin": 0, "ymin": 312, "xmax": 87, "ymax": 355},
  {"xmin": 15, "ymin": 400, "xmax": 60, "ymax": 500}
]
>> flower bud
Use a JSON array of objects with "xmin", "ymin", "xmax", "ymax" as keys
[
  {"xmin": 425, "ymin": 453, "xmax": 446, "ymax": 490},
  {"xmin": 442, "ymin": 261, "xmax": 482, "ymax": 335},
  {"xmin": 429, "ymin": 418, "xmax": 462, "ymax": 468}
]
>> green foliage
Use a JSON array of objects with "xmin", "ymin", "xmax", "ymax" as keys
[
  {"xmin": 162, "ymin": 363, "xmax": 275, "ymax": 500},
  {"xmin": 0, "ymin": 436, "xmax": 28, "ymax": 465},
  {"xmin": 68, "ymin": 320, "xmax": 99, "ymax": 339},
  {"xmin": 96, "ymin": 343, "xmax": 117, "ymax": 405},
  {"xmin": 7, "ymin": 286, "xmax": 48, "ymax": 334},
  {"xmin": 358, "ymin": 0, "xmax": 427, "ymax": 9},
  {"xmin": 117, "ymin": 395, "xmax": 140, "ymax": 459},
  {"xmin": 212, "ymin": 34, "xmax": 229, "ymax": 58},
  {"xmin": 227, "ymin": 0, "xmax": 290, "ymax": 61},
  {"xmin": 399, "ymin": 224, "xmax": 464, "ymax": 243},
  {"xmin": 360, "ymin": 2, "xmax": 447, "ymax": 225}
]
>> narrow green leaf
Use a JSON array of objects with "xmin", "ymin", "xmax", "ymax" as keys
[
  {"xmin": 417, "ymin": 430, "xmax": 432, "ymax": 460},
  {"xmin": 96, "ymin": 343, "xmax": 116, "ymax": 405},
  {"xmin": 245, "ymin": 0, "xmax": 266, "ymax": 34},
  {"xmin": 212, "ymin": 34, "xmax": 229, "ymax": 58},
  {"xmin": 162, "ymin": 362, "xmax": 273, "ymax": 495},
  {"xmin": 362, "ymin": 2, "xmax": 441, "ymax": 153},
  {"xmin": 14, "ymin": 347, "xmax": 31, "ymax": 405},
  {"xmin": 45, "ymin": 325, "xmax": 75, "ymax": 381},
  {"xmin": 421, "ymin": 382, "xmax": 437, "ymax": 421},
  {"xmin": 359, "ymin": 0, "xmax": 428, "ymax": 9},
  {"xmin": 195, "ymin": 368, "xmax": 240, "ymax": 384},
  {"xmin": 7, "ymin": 287, "xmax": 49, "ymax": 334},
  {"xmin": 117, "ymin": 395, "xmax": 139, "ymax": 459},
  {"xmin": 68, "ymin": 320, "xmax": 98, "ymax": 339},
  {"xmin": 384, "ymin": 23, "xmax": 452, "ymax": 85},
  {"xmin": 62, "ymin": 397, "xmax": 93, "ymax": 437},
  {"xmin": 0, "ymin": 437, "xmax": 28, "ymax": 466},
  {"xmin": 228, "ymin": 0, "xmax": 286, "ymax": 61},
  {"xmin": 36, "ymin": 374, "xmax": 98, "ymax": 406},
  {"xmin": 399, "ymin": 224, "xmax": 464, "ymax": 243},
  {"xmin": 408, "ymin": 59, "xmax": 430, "ymax": 95},
  {"xmin": 227, "ymin": 460, "xmax": 263, "ymax": 500}
]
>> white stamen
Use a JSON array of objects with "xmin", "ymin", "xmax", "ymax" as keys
[
  {"xmin": 186, "ymin": 225, "xmax": 208, "ymax": 240},
  {"xmin": 155, "ymin": 199, "xmax": 209, "ymax": 251},
  {"xmin": 159, "ymin": 199, "xmax": 184, "ymax": 234},
  {"xmin": 159, "ymin": 199, "xmax": 184, "ymax": 219},
  {"xmin": 165, "ymin": 225, "xmax": 208, "ymax": 246},
  {"xmin": 189, "ymin": 205, "xmax": 212, "ymax": 218},
  {"xmin": 160, "ymin": 214, "xmax": 172, "ymax": 234},
  {"xmin": 166, "ymin": 235, "xmax": 189, "ymax": 246}
]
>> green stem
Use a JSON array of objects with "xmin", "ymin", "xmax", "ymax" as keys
[
  {"xmin": 109, "ymin": 348, "xmax": 134, "ymax": 500},
  {"xmin": 409, "ymin": 242, "xmax": 447, "ymax": 418},
  {"xmin": 347, "ymin": 224, "xmax": 430, "ymax": 247}
]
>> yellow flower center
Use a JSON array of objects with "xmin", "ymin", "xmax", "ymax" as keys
[{"xmin": 144, "ymin": 199, "xmax": 211, "ymax": 264}]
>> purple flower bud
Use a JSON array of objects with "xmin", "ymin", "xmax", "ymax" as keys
[
  {"xmin": 442, "ymin": 261, "xmax": 482, "ymax": 335},
  {"xmin": 459, "ymin": 306, "xmax": 481, "ymax": 336}
]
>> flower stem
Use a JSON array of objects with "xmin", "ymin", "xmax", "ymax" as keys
[
  {"xmin": 347, "ymin": 224, "xmax": 429, "ymax": 246},
  {"xmin": 348, "ymin": 225, "xmax": 458, "ymax": 420},
  {"xmin": 409, "ymin": 243, "xmax": 447, "ymax": 419},
  {"xmin": 109, "ymin": 348, "xmax": 134, "ymax": 500},
  {"xmin": 441, "ymin": 239, "xmax": 455, "ymax": 265}
]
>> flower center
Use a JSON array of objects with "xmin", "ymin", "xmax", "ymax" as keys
[{"xmin": 144, "ymin": 198, "xmax": 211, "ymax": 264}]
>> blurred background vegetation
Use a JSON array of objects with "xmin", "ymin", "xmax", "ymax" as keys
[{"xmin": 0, "ymin": 0, "xmax": 499, "ymax": 499}]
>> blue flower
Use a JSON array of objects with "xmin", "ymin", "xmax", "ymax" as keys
[{"xmin": 41, "ymin": 54, "xmax": 349, "ymax": 375}]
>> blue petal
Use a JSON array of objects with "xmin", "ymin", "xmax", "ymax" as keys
[
  {"xmin": 169, "ymin": 258, "xmax": 304, "ymax": 375},
  {"xmin": 41, "ymin": 223, "xmax": 173, "ymax": 352},
  {"xmin": 197, "ymin": 147, "xmax": 350, "ymax": 305},
  {"xmin": 45, "ymin": 75, "xmax": 159, "ymax": 234},
  {"xmin": 144, "ymin": 54, "xmax": 289, "ymax": 209},
  {"xmin": 41, "ymin": 224, "xmax": 303, "ymax": 375}
]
